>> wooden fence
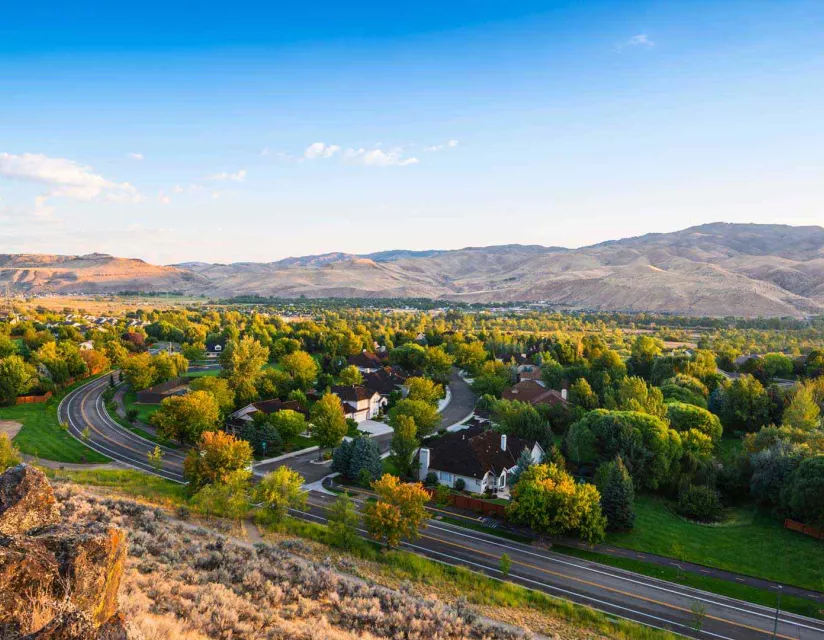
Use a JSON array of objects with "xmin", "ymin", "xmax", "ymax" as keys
[
  {"xmin": 784, "ymin": 519, "xmax": 824, "ymax": 540},
  {"xmin": 424, "ymin": 488, "xmax": 508, "ymax": 517},
  {"xmin": 15, "ymin": 391, "xmax": 53, "ymax": 405}
]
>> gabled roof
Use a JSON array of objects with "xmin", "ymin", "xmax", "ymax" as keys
[
  {"xmin": 502, "ymin": 380, "xmax": 566, "ymax": 406},
  {"xmin": 332, "ymin": 384, "xmax": 380, "ymax": 403},
  {"xmin": 425, "ymin": 425, "xmax": 537, "ymax": 480},
  {"xmin": 362, "ymin": 367, "xmax": 407, "ymax": 396},
  {"xmin": 347, "ymin": 351, "xmax": 384, "ymax": 368}
]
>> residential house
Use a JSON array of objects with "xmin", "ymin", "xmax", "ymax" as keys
[
  {"xmin": 226, "ymin": 398, "xmax": 307, "ymax": 434},
  {"xmin": 501, "ymin": 379, "xmax": 567, "ymax": 406},
  {"xmin": 418, "ymin": 425, "xmax": 543, "ymax": 496},
  {"xmin": 362, "ymin": 367, "xmax": 407, "ymax": 398},
  {"xmin": 347, "ymin": 350, "xmax": 385, "ymax": 373},
  {"xmin": 331, "ymin": 384, "xmax": 384, "ymax": 423},
  {"xmin": 205, "ymin": 342, "xmax": 225, "ymax": 360}
]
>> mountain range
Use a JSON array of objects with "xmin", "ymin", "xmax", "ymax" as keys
[{"xmin": 2, "ymin": 222, "xmax": 824, "ymax": 317}]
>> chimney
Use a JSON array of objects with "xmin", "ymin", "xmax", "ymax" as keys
[
  {"xmin": 501, "ymin": 434, "xmax": 507, "ymax": 452},
  {"xmin": 561, "ymin": 388, "xmax": 568, "ymax": 401},
  {"xmin": 419, "ymin": 447, "xmax": 430, "ymax": 481}
]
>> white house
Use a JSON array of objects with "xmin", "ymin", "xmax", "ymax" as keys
[
  {"xmin": 418, "ymin": 426, "xmax": 543, "ymax": 497},
  {"xmin": 331, "ymin": 385, "xmax": 385, "ymax": 423}
]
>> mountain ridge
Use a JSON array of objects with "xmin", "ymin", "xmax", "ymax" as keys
[{"xmin": 2, "ymin": 222, "xmax": 823, "ymax": 317}]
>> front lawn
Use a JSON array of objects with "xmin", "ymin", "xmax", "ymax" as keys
[
  {"xmin": 122, "ymin": 389, "xmax": 160, "ymax": 424},
  {"xmin": 5, "ymin": 375, "xmax": 111, "ymax": 464},
  {"xmin": 607, "ymin": 494, "xmax": 824, "ymax": 593}
]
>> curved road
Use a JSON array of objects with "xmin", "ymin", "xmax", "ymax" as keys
[{"xmin": 59, "ymin": 374, "xmax": 187, "ymax": 483}]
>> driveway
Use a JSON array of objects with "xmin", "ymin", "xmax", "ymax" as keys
[{"xmin": 438, "ymin": 369, "xmax": 476, "ymax": 428}]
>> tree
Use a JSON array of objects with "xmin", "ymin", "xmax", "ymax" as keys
[
  {"xmin": 0, "ymin": 355, "xmax": 36, "ymax": 405},
  {"xmin": 0, "ymin": 433, "xmax": 22, "ymax": 471},
  {"xmin": 508, "ymin": 447, "xmax": 536, "ymax": 488},
  {"xmin": 147, "ymin": 445, "xmax": 163, "ymax": 471},
  {"xmin": 763, "ymin": 353, "xmax": 794, "ymax": 379},
  {"xmin": 594, "ymin": 456, "xmax": 636, "ymax": 531},
  {"xmin": 328, "ymin": 492, "xmax": 360, "ymax": 549},
  {"xmin": 192, "ymin": 469, "xmax": 251, "ymax": 521},
  {"xmin": 666, "ymin": 402, "xmax": 723, "ymax": 443},
  {"xmin": 240, "ymin": 415, "xmax": 283, "ymax": 458},
  {"xmin": 269, "ymin": 409, "xmax": 307, "ymax": 442},
  {"xmin": 79, "ymin": 349, "xmax": 110, "ymax": 375},
  {"xmin": 184, "ymin": 430, "xmax": 254, "ymax": 488},
  {"xmin": 782, "ymin": 385, "xmax": 820, "ymax": 431},
  {"xmin": 389, "ymin": 342, "xmax": 427, "ymax": 372},
  {"xmin": 363, "ymin": 474, "xmax": 430, "ymax": 548},
  {"xmin": 569, "ymin": 378, "xmax": 598, "ymax": 410},
  {"xmin": 190, "ymin": 376, "xmax": 236, "ymax": 416},
  {"xmin": 281, "ymin": 350, "xmax": 319, "ymax": 390},
  {"xmin": 151, "ymin": 390, "xmax": 221, "ymax": 443},
  {"xmin": 566, "ymin": 409, "xmax": 683, "ymax": 490},
  {"xmin": 781, "ymin": 455, "xmax": 824, "ymax": 526},
  {"xmin": 507, "ymin": 463, "xmax": 607, "ymax": 543},
  {"xmin": 389, "ymin": 414, "xmax": 419, "ymax": 479},
  {"xmin": 405, "ymin": 377, "xmax": 444, "ymax": 406},
  {"xmin": 493, "ymin": 400, "xmax": 548, "ymax": 442},
  {"xmin": 339, "ymin": 365, "xmax": 364, "ymax": 386},
  {"xmin": 310, "ymin": 393, "xmax": 348, "ymax": 456},
  {"xmin": 610, "ymin": 376, "xmax": 666, "ymax": 418},
  {"xmin": 332, "ymin": 436, "xmax": 383, "ymax": 483},
  {"xmin": 628, "ymin": 336, "xmax": 663, "ymax": 380},
  {"xmin": 388, "ymin": 399, "xmax": 440, "ymax": 438},
  {"xmin": 719, "ymin": 374, "xmax": 771, "ymax": 432},
  {"xmin": 499, "ymin": 553, "xmax": 512, "ymax": 577},
  {"xmin": 423, "ymin": 345, "xmax": 454, "ymax": 380},
  {"xmin": 221, "ymin": 336, "xmax": 269, "ymax": 403},
  {"xmin": 454, "ymin": 341, "xmax": 488, "ymax": 375},
  {"xmin": 256, "ymin": 465, "xmax": 307, "ymax": 522}
]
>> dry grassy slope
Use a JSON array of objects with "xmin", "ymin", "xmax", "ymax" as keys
[{"xmin": 4, "ymin": 223, "xmax": 824, "ymax": 316}]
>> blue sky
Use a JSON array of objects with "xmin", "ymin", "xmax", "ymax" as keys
[{"xmin": 2, "ymin": 0, "xmax": 823, "ymax": 263}]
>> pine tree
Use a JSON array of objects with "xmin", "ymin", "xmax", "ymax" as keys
[
  {"xmin": 348, "ymin": 436, "xmax": 383, "ymax": 482},
  {"xmin": 595, "ymin": 456, "xmax": 636, "ymax": 531},
  {"xmin": 508, "ymin": 447, "xmax": 535, "ymax": 487}
]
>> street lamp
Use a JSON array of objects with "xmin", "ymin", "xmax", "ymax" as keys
[
  {"xmin": 262, "ymin": 441, "xmax": 267, "ymax": 458},
  {"xmin": 772, "ymin": 585, "xmax": 783, "ymax": 639}
]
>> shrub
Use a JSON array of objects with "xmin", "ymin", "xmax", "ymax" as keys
[
  {"xmin": 424, "ymin": 472, "xmax": 439, "ymax": 487},
  {"xmin": 677, "ymin": 485, "xmax": 723, "ymax": 522},
  {"xmin": 126, "ymin": 409, "xmax": 139, "ymax": 423},
  {"xmin": 454, "ymin": 477, "xmax": 466, "ymax": 492},
  {"xmin": 434, "ymin": 484, "xmax": 451, "ymax": 506}
]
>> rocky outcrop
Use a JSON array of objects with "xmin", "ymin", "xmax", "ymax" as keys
[{"xmin": 0, "ymin": 464, "xmax": 131, "ymax": 640}]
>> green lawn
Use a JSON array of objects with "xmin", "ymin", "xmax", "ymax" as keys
[
  {"xmin": 185, "ymin": 368, "xmax": 221, "ymax": 378},
  {"xmin": 5, "ymin": 377, "xmax": 111, "ymax": 463},
  {"xmin": 122, "ymin": 389, "xmax": 160, "ymax": 424},
  {"xmin": 45, "ymin": 468, "xmax": 188, "ymax": 506},
  {"xmin": 106, "ymin": 400, "xmax": 181, "ymax": 449},
  {"xmin": 606, "ymin": 494, "xmax": 824, "ymax": 593}
]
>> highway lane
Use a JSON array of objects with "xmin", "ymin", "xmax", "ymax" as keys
[
  {"xmin": 59, "ymin": 375, "xmax": 187, "ymax": 483},
  {"xmin": 300, "ymin": 491, "xmax": 824, "ymax": 640}
]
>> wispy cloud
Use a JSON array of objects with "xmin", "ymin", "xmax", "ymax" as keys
[
  {"xmin": 158, "ymin": 190, "xmax": 171, "ymax": 205},
  {"xmin": 0, "ymin": 152, "xmax": 140, "ymax": 215},
  {"xmin": 127, "ymin": 152, "xmax": 144, "ymax": 161},
  {"xmin": 209, "ymin": 169, "xmax": 246, "ymax": 182},
  {"xmin": 303, "ymin": 142, "xmax": 419, "ymax": 166},
  {"xmin": 425, "ymin": 139, "xmax": 459, "ymax": 152},
  {"xmin": 618, "ymin": 34, "xmax": 654, "ymax": 50},
  {"xmin": 260, "ymin": 147, "xmax": 270, "ymax": 157}
]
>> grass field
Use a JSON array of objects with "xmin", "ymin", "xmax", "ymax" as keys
[
  {"xmin": 607, "ymin": 494, "xmax": 824, "ymax": 593},
  {"xmin": 185, "ymin": 368, "xmax": 221, "ymax": 378},
  {"xmin": 5, "ymin": 377, "xmax": 110, "ymax": 463},
  {"xmin": 45, "ymin": 468, "xmax": 188, "ymax": 507},
  {"xmin": 122, "ymin": 389, "xmax": 160, "ymax": 424}
]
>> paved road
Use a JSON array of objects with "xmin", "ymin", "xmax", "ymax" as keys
[
  {"xmin": 439, "ymin": 368, "xmax": 476, "ymax": 427},
  {"xmin": 59, "ymin": 375, "xmax": 187, "ymax": 483},
  {"xmin": 299, "ymin": 491, "xmax": 824, "ymax": 640}
]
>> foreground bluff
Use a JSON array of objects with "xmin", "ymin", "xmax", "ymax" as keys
[{"xmin": 0, "ymin": 464, "xmax": 134, "ymax": 640}]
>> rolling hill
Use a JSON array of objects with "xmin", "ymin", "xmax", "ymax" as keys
[{"xmin": 3, "ymin": 223, "xmax": 824, "ymax": 317}]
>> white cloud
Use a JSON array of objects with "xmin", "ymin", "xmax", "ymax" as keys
[
  {"xmin": 304, "ymin": 142, "xmax": 418, "ymax": 166},
  {"xmin": 209, "ymin": 169, "xmax": 246, "ymax": 182},
  {"xmin": 620, "ymin": 34, "xmax": 654, "ymax": 49},
  {"xmin": 425, "ymin": 139, "xmax": 459, "ymax": 152},
  {"xmin": 172, "ymin": 184, "xmax": 184, "ymax": 194},
  {"xmin": 211, "ymin": 191, "xmax": 221, "ymax": 199},
  {"xmin": 127, "ymin": 152, "xmax": 144, "ymax": 161},
  {"xmin": 0, "ymin": 152, "xmax": 140, "ymax": 213},
  {"xmin": 158, "ymin": 190, "xmax": 171, "ymax": 205},
  {"xmin": 260, "ymin": 147, "xmax": 270, "ymax": 157}
]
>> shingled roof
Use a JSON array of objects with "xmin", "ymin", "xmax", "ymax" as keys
[
  {"xmin": 501, "ymin": 380, "xmax": 566, "ymax": 406},
  {"xmin": 425, "ymin": 425, "xmax": 536, "ymax": 480}
]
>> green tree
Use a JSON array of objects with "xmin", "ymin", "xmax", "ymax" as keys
[
  {"xmin": 783, "ymin": 385, "xmax": 821, "ymax": 431},
  {"xmin": 151, "ymin": 390, "xmax": 221, "ymax": 443},
  {"xmin": 493, "ymin": 399, "xmax": 548, "ymax": 442},
  {"xmin": 405, "ymin": 377, "xmax": 444, "ymax": 406},
  {"xmin": 256, "ymin": 465, "xmax": 307, "ymax": 522},
  {"xmin": 666, "ymin": 402, "xmax": 723, "ymax": 443},
  {"xmin": 628, "ymin": 336, "xmax": 663, "ymax": 379},
  {"xmin": 0, "ymin": 433, "xmax": 22, "ymax": 471},
  {"xmin": 221, "ymin": 336, "xmax": 269, "ymax": 404},
  {"xmin": 719, "ymin": 374, "xmax": 771, "ymax": 432},
  {"xmin": 388, "ymin": 398, "xmax": 441, "ymax": 438},
  {"xmin": 328, "ymin": 492, "xmax": 360, "ymax": 549},
  {"xmin": 610, "ymin": 376, "xmax": 666, "ymax": 418},
  {"xmin": 269, "ymin": 408, "xmax": 308, "ymax": 442},
  {"xmin": 364, "ymin": 474, "xmax": 430, "ymax": 548},
  {"xmin": 569, "ymin": 378, "xmax": 598, "ymax": 410},
  {"xmin": 499, "ymin": 553, "xmax": 512, "ymax": 577},
  {"xmin": 190, "ymin": 376, "xmax": 236, "ymax": 416},
  {"xmin": 240, "ymin": 414, "xmax": 283, "ymax": 457},
  {"xmin": 310, "ymin": 393, "xmax": 348, "ymax": 457},
  {"xmin": 192, "ymin": 469, "xmax": 251, "ymax": 521},
  {"xmin": 280, "ymin": 350, "xmax": 319, "ymax": 390},
  {"xmin": 454, "ymin": 341, "xmax": 488, "ymax": 375},
  {"xmin": 147, "ymin": 445, "xmax": 163, "ymax": 471},
  {"xmin": 183, "ymin": 430, "xmax": 253, "ymax": 488},
  {"xmin": 594, "ymin": 456, "xmax": 636, "ymax": 531},
  {"xmin": 781, "ymin": 455, "xmax": 824, "ymax": 526},
  {"xmin": 423, "ymin": 345, "xmax": 454, "ymax": 380},
  {"xmin": 507, "ymin": 463, "xmax": 606, "ymax": 543},
  {"xmin": 339, "ymin": 364, "xmax": 364, "ymax": 386},
  {"xmin": 332, "ymin": 436, "xmax": 383, "ymax": 482},
  {"xmin": 389, "ymin": 414, "xmax": 419, "ymax": 479},
  {"xmin": 0, "ymin": 355, "xmax": 37, "ymax": 405}
]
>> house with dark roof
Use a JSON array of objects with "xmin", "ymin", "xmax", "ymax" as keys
[
  {"xmin": 331, "ymin": 384, "xmax": 384, "ymax": 422},
  {"xmin": 205, "ymin": 341, "xmax": 226, "ymax": 360},
  {"xmin": 362, "ymin": 367, "xmax": 407, "ymax": 398},
  {"xmin": 501, "ymin": 380, "xmax": 567, "ymax": 406},
  {"xmin": 418, "ymin": 425, "xmax": 543, "ymax": 497},
  {"xmin": 347, "ymin": 351, "xmax": 385, "ymax": 373}
]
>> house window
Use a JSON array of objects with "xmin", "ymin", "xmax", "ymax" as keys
[{"xmin": 438, "ymin": 471, "xmax": 454, "ymax": 485}]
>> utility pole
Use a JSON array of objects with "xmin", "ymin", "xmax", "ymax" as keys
[{"xmin": 772, "ymin": 585, "xmax": 783, "ymax": 638}]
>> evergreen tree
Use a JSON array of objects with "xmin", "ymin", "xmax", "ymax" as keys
[
  {"xmin": 594, "ymin": 456, "xmax": 636, "ymax": 531},
  {"xmin": 509, "ymin": 447, "xmax": 535, "ymax": 488},
  {"xmin": 348, "ymin": 436, "xmax": 383, "ymax": 482}
]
